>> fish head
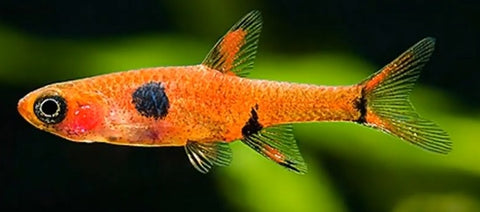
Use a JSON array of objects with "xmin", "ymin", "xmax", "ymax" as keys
[{"xmin": 17, "ymin": 82, "xmax": 106, "ymax": 142}]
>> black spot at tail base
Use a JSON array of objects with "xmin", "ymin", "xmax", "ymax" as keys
[
  {"xmin": 242, "ymin": 105, "xmax": 263, "ymax": 137},
  {"xmin": 132, "ymin": 82, "xmax": 169, "ymax": 119},
  {"xmin": 354, "ymin": 88, "xmax": 367, "ymax": 124}
]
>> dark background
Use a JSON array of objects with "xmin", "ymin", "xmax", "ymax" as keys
[
  {"xmin": 1, "ymin": 0, "xmax": 479, "ymax": 211},
  {"xmin": 1, "ymin": 0, "xmax": 478, "ymax": 106}
]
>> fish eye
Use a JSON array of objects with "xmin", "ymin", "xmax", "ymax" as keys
[{"xmin": 33, "ymin": 95, "xmax": 67, "ymax": 124}]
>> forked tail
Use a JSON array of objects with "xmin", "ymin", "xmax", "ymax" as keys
[{"xmin": 359, "ymin": 37, "xmax": 451, "ymax": 154}]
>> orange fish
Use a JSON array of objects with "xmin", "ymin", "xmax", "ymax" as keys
[{"xmin": 17, "ymin": 11, "xmax": 451, "ymax": 174}]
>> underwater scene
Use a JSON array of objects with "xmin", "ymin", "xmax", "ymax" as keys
[{"xmin": 2, "ymin": 0, "xmax": 479, "ymax": 211}]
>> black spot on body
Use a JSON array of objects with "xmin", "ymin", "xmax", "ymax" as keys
[
  {"xmin": 354, "ymin": 88, "xmax": 367, "ymax": 124},
  {"xmin": 241, "ymin": 105, "xmax": 263, "ymax": 137},
  {"xmin": 132, "ymin": 82, "xmax": 169, "ymax": 119}
]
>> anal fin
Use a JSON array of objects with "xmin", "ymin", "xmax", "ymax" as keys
[
  {"xmin": 185, "ymin": 141, "xmax": 232, "ymax": 174},
  {"xmin": 241, "ymin": 124, "xmax": 308, "ymax": 174}
]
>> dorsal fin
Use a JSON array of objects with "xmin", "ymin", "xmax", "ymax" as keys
[{"xmin": 201, "ymin": 10, "xmax": 262, "ymax": 77}]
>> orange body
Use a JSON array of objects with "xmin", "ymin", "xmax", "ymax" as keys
[{"xmin": 17, "ymin": 65, "xmax": 361, "ymax": 147}]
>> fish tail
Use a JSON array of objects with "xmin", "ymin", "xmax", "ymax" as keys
[{"xmin": 357, "ymin": 37, "xmax": 451, "ymax": 154}]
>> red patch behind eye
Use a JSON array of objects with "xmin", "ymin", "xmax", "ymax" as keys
[
  {"xmin": 62, "ymin": 104, "xmax": 100, "ymax": 135},
  {"xmin": 220, "ymin": 29, "xmax": 247, "ymax": 73}
]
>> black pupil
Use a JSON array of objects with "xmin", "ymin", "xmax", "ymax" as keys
[{"xmin": 41, "ymin": 99, "xmax": 59, "ymax": 116}]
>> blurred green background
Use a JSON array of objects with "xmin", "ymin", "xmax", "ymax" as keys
[{"xmin": 2, "ymin": 0, "xmax": 479, "ymax": 211}]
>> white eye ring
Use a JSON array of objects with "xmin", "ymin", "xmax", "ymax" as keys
[{"xmin": 39, "ymin": 98, "xmax": 61, "ymax": 117}]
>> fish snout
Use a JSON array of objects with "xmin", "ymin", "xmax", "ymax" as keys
[
  {"xmin": 17, "ymin": 97, "xmax": 30, "ymax": 121},
  {"xmin": 17, "ymin": 94, "xmax": 40, "ymax": 127}
]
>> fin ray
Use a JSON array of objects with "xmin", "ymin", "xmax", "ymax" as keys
[
  {"xmin": 242, "ymin": 124, "xmax": 308, "ymax": 174},
  {"xmin": 361, "ymin": 37, "xmax": 452, "ymax": 154},
  {"xmin": 202, "ymin": 10, "xmax": 262, "ymax": 77},
  {"xmin": 185, "ymin": 141, "xmax": 232, "ymax": 173}
]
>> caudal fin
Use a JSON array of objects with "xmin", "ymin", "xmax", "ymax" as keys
[{"xmin": 360, "ymin": 37, "xmax": 451, "ymax": 154}]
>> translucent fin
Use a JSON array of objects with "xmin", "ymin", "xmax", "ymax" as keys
[
  {"xmin": 361, "ymin": 37, "xmax": 452, "ymax": 154},
  {"xmin": 202, "ymin": 10, "xmax": 262, "ymax": 77},
  {"xmin": 241, "ymin": 124, "xmax": 308, "ymax": 174},
  {"xmin": 185, "ymin": 141, "xmax": 232, "ymax": 174}
]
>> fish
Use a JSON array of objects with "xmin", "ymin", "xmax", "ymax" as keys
[{"xmin": 17, "ymin": 10, "xmax": 451, "ymax": 174}]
